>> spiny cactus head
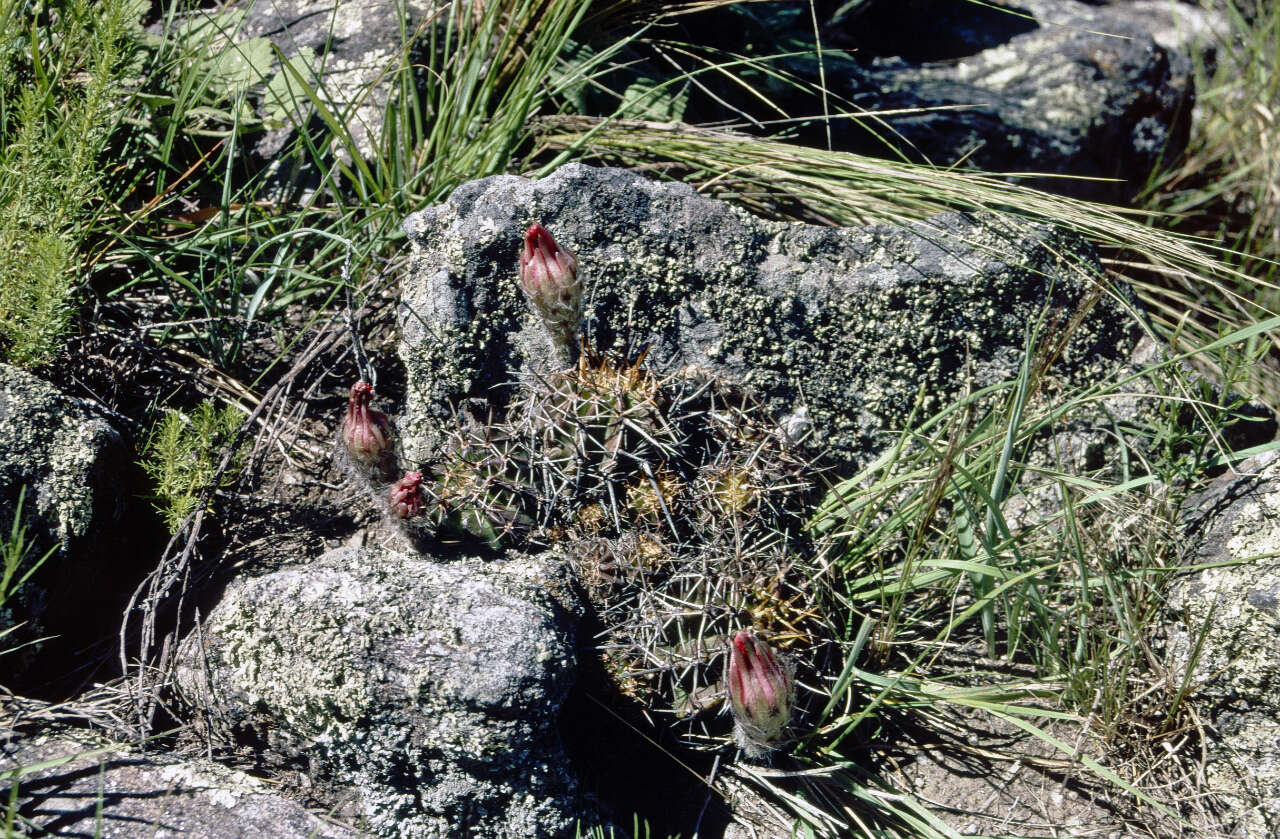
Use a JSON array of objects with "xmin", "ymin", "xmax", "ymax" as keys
[
  {"xmin": 431, "ymin": 449, "xmax": 484, "ymax": 508},
  {"xmin": 423, "ymin": 428, "xmax": 539, "ymax": 548},
  {"xmin": 573, "ymin": 348, "xmax": 658, "ymax": 401},
  {"xmin": 703, "ymin": 465, "xmax": 759, "ymax": 519},
  {"xmin": 572, "ymin": 502, "xmax": 610, "ymax": 536},
  {"xmin": 519, "ymin": 223, "xmax": 581, "ymax": 358},
  {"xmin": 627, "ymin": 470, "xmax": 684, "ymax": 524},
  {"xmin": 342, "ymin": 380, "xmax": 392, "ymax": 465},
  {"xmin": 727, "ymin": 630, "xmax": 795, "ymax": 758},
  {"xmin": 389, "ymin": 471, "xmax": 425, "ymax": 519},
  {"xmin": 619, "ymin": 530, "xmax": 669, "ymax": 575},
  {"xmin": 528, "ymin": 348, "xmax": 677, "ymax": 479},
  {"xmin": 568, "ymin": 536, "xmax": 621, "ymax": 596},
  {"xmin": 540, "ymin": 349, "xmax": 659, "ymax": 420},
  {"xmin": 745, "ymin": 577, "xmax": 817, "ymax": 647}
]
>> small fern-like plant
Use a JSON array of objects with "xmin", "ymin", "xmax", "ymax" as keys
[{"xmin": 141, "ymin": 400, "xmax": 243, "ymax": 533}]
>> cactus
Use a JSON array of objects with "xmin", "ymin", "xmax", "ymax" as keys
[
  {"xmin": 626, "ymin": 469, "xmax": 684, "ymax": 527},
  {"xmin": 388, "ymin": 471, "xmax": 425, "ymax": 519},
  {"xmin": 423, "ymin": 425, "xmax": 536, "ymax": 547},
  {"xmin": 340, "ymin": 226, "xmax": 829, "ymax": 757},
  {"xmin": 519, "ymin": 222, "xmax": 582, "ymax": 364},
  {"xmin": 520, "ymin": 348, "xmax": 682, "ymax": 489}
]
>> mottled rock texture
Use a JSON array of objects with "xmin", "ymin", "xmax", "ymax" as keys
[
  {"xmin": 176, "ymin": 546, "xmax": 590, "ymax": 839},
  {"xmin": 827, "ymin": 0, "xmax": 1193, "ymax": 201},
  {"xmin": 234, "ymin": 0, "xmax": 431, "ymax": 162},
  {"xmin": 1116, "ymin": 0, "xmax": 1230, "ymax": 57},
  {"xmin": 398, "ymin": 163, "xmax": 1140, "ymax": 470},
  {"xmin": 0, "ymin": 364, "xmax": 126, "ymax": 558},
  {"xmin": 1, "ymin": 730, "xmax": 362, "ymax": 839},
  {"xmin": 1172, "ymin": 450, "xmax": 1280, "ymax": 837},
  {"xmin": 0, "ymin": 363, "xmax": 129, "ymax": 673}
]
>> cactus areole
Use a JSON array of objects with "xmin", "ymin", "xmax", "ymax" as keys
[
  {"xmin": 727, "ymin": 630, "xmax": 794, "ymax": 756},
  {"xmin": 343, "ymin": 381, "xmax": 392, "ymax": 464}
]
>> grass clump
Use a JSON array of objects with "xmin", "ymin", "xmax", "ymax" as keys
[
  {"xmin": 766, "ymin": 320, "xmax": 1276, "ymax": 837},
  {"xmin": 93, "ymin": 0, "xmax": 597, "ymax": 369},
  {"xmin": 0, "ymin": 0, "xmax": 140, "ymax": 366},
  {"xmin": 0, "ymin": 488, "xmax": 57, "ymax": 658},
  {"xmin": 1137, "ymin": 0, "xmax": 1280, "ymax": 402},
  {"xmin": 140, "ymin": 400, "xmax": 243, "ymax": 533}
]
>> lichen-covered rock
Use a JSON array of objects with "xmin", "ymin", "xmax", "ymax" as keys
[
  {"xmin": 1117, "ymin": 0, "xmax": 1230, "ymax": 57},
  {"xmin": 0, "ymin": 363, "xmax": 128, "ymax": 665},
  {"xmin": 1, "ymin": 730, "xmax": 362, "ymax": 838},
  {"xmin": 0, "ymin": 363, "xmax": 126, "ymax": 553},
  {"xmin": 398, "ymin": 163, "xmax": 1140, "ymax": 470},
  {"xmin": 1170, "ymin": 450, "xmax": 1280, "ymax": 836},
  {"xmin": 823, "ymin": 0, "xmax": 1193, "ymax": 201},
  {"xmin": 176, "ymin": 546, "xmax": 590, "ymax": 839},
  {"xmin": 231, "ymin": 0, "xmax": 432, "ymax": 164}
]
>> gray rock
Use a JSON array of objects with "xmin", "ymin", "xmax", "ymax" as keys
[
  {"xmin": 1, "ymin": 730, "xmax": 362, "ymax": 838},
  {"xmin": 398, "ymin": 163, "xmax": 1140, "ymax": 470},
  {"xmin": 0, "ymin": 364, "xmax": 126, "ymax": 557},
  {"xmin": 1114, "ymin": 1, "xmax": 1230, "ymax": 57},
  {"xmin": 221, "ymin": 0, "xmax": 431, "ymax": 167},
  {"xmin": 824, "ymin": 0, "xmax": 1193, "ymax": 201},
  {"xmin": 0, "ymin": 363, "xmax": 128, "ymax": 665},
  {"xmin": 1169, "ymin": 450, "xmax": 1280, "ymax": 837},
  {"xmin": 176, "ymin": 546, "xmax": 590, "ymax": 839}
]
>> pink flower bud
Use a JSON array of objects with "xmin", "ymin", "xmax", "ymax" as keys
[
  {"xmin": 518, "ymin": 223, "xmax": 581, "ymax": 358},
  {"xmin": 727, "ymin": 630, "xmax": 794, "ymax": 757},
  {"xmin": 343, "ymin": 381, "xmax": 392, "ymax": 465},
  {"xmin": 389, "ymin": 471, "xmax": 424, "ymax": 519}
]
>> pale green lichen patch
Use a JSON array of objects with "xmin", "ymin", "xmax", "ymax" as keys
[
  {"xmin": 0, "ymin": 363, "xmax": 126, "ymax": 656},
  {"xmin": 1171, "ymin": 465, "xmax": 1280, "ymax": 704},
  {"xmin": 209, "ymin": 572, "xmax": 379, "ymax": 738},
  {"xmin": 0, "ymin": 363, "xmax": 121, "ymax": 549},
  {"xmin": 155, "ymin": 761, "xmax": 267, "ymax": 809}
]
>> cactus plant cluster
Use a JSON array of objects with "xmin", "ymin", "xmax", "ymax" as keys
[{"xmin": 339, "ymin": 223, "xmax": 822, "ymax": 758}]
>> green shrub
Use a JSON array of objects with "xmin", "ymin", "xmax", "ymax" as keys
[
  {"xmin": 140, "ymin": 400, "xmax": 243, "ymax": 533},
  {"xmin": 0, "ymin": 0, "xmax": 140, "ymax": 366}
]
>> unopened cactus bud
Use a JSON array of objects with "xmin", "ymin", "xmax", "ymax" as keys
[
  {"xmin": 519, "ymin": 223, "xmax": 581, "ymax": 361},
  {"xmin": 727, "ymin": 630, "xmax": 794, "ymax": 757},
  {"xmin": 343, "ymin": 381, "xmax": 393, "ymax": 465},
  {"xmin": 389, "ymin": 471, "xmax": 424, "ymax": 519}
]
